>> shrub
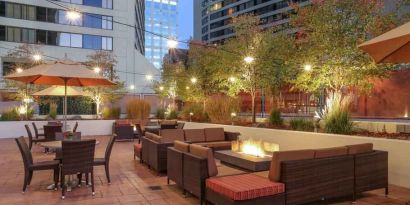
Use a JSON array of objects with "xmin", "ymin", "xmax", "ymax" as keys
[
  {"xmin": 156, "ymin": 108, "xmax": 165, "ymax": 119},
  {"xmin": 289, "ymin": 118, "xmax": 315, "ymax": 132},
  {"xmin": 324, "ymin": 109, "xmax": 354, "ymax": 134},
  {"xmin": 268, "ymin": 109, "xmax": 283, "ymax": 126},
  {"xmin": 102, "ymin": 107, "xmax": 121, "ymax": 119},
  {"xmin": 48, "ymin": 102, "xmax": 57, "ymax": 120},
  {"xmin": 205, "ymin": 96, "xmax": 240, "ymax": 124},
  {"xmin": 126, "ymin": 99, "xmax": 151, "ymax": 120},
  {"xmin": 180, "ymin": 103, "xmax": 208, "ymax": 122},
  {"xmin": 167, "ymin": 109, "xmax": 178, "ymax": 120},
  {"xmin": 0, "ymin": 108, "xmax": 20, "ymax": 121}
]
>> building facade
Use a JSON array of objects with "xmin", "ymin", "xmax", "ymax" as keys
[
  {"xmin": 0, "ymin": 0, "xmax": 158, "ymax": 94},
  {"xmin": 144, "ymin": 0, "xmax": 178, "ymax": 69},
  {"xmin": 194, "ymin": 0, "xmax": 310, "ymax": 43}
]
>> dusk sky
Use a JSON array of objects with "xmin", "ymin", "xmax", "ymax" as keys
[{"xmin": 177, "ymin": 0, "xmax": 193, "ymax": 48}]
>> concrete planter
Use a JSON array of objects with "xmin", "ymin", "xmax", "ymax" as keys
[{"xmin": 184, "ymin": 122, "xmax": 410, "ymax": 188}]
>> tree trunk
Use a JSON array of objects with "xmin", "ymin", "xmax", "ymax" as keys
[{"xmin": 251, "ymin": 92, "xmax": 256, "ymax": 123}]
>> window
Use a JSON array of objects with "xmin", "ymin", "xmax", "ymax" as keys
[
  {"xmin": 0, "ymin": 2, "xmax": 5, "ymax": 17},
  {"xmin": 58, "ymin": 33, "xmax": 71, "ymax": 47},
  {"xmin": 36, "ymin": 7, "xmax": 47, "ymax": 21},
  {"xmin": 21, "ymin": 28, "xmax": 36, "ymax": 43},
  {"xmin": 0, "ymin": 25, "xmax": 5, "ymax": 41},
  {"xmin": 47, "ymin": 31, "xmax": 58, "ymax": 45},
  {"xmin": 84, "ymin": 13, "xmax": 102, "ymax": 28},
  {"xmin": 36, "ymin": 30, "xmax": 47, "ymax": 44},
  {"xmin": 7, "ymin": 27, "xmax": 21, "ymax": 42},
  {"xmin": 102, "ymin": 37, "xmax": 112, "ymax": 50},
  {"xmin": 71, "ymin": 34, "xmax": 82, "ymax": 47},
  {"xmin": 47, "ymin": 8, "xmax": 58, "ymax": 23},
  {"xmin": 83, "ymin": 35, "xmax": 102, "ymax": 49},
  {"xmin": 102, "ymin": 0, "xmax": 113, "ymax": 9},
  {"xmin": 102, "ymin": 16, "xmax": 112, "ymax": 29},
  {"xmin": 84, "ymin": 0, "xmax": 102, "ymax": 7}
]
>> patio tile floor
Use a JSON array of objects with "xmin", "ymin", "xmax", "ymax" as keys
[{"xmin": 0, "ymin": 135, "xmax": 409, "ymax": 205}]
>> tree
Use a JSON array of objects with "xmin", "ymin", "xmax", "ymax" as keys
[
  {"xmin": 85, "ymin": 51, "xmax": 124, "ymax": 118},
  {"xmin": 289, "ymin": 0, "xmax": 401, "ymax": 94}
]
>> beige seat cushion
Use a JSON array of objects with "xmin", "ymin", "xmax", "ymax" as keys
[
  {"xmin": 115, "ymin": 119, "xmax": 130, "ymax": 126},
  {"xmin": 189, "ymin": 144, "xmax": 218, "ymax": 177},
  {"xmin": 150, "ymin": 134, "xmax": 162, "ymax": 142},
  {"xmin": 268, "ymin": 149, "xmax": 315, "ymax": 182},
  {"xmin": 184, "ymin": 129, "xmax": 206, "ymax": 142},
  {"xmin": 161, "ymin": 120, "xmax": 178, "ymax": 125},
  {"xmin": 346, "ymin": 143, "xmax": 373, "ymax": 155},
  {"xmin": 195, "ymin": 141, "xmax": 232, "ymax": 149},
  {"xmin": 204, "ymin": 128, "xmax": 225, "ymax": 142},
  {"xmin": 160, "ymin": 129, "xmax": 185, "ymax": 143},
  {"xmin": 315, "ymin": 146, "xmax": 348, "ymax": 158},
  {"xmin": 174, "ymin": 140, "xmax": 190, "ymax": 152},
  {"xmin": 145, "ymin": 132, "xmax": 158, "ymax": 140}
]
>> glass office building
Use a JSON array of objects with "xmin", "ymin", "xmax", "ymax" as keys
[{"xmin": 145, "ymin": 0, "xmax": 178, "ymax": 69}]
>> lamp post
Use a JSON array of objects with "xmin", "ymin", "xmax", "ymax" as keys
[
  {"xmin": 231, "ymin": 112, "xmax": 237, "ymax": 125},
  {"xmin": 189, "ymin": 112, "xmax": 193, "ymax": 122}
]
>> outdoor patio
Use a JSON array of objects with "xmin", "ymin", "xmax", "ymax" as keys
[{"xmin": 0, "ymin": 135, "xmax": 409, "ymax": 205}]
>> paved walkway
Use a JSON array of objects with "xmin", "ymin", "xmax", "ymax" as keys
[{"xmin": 0, "ymin": 136, "xmax": 409, "ymax": 205}]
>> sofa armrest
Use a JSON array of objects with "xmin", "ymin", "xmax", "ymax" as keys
[
  {"xmin": 224, "ymin": 131, "xmax": 240, "ymax": 141},
  {"xmin": 354, "ymin": 150, "xmax": 388, "ymax": 193},
  {"xmin": 167, "ymin": 147, "xmax": 184, "ymax": 186},
  {"xmin": 183, "ymin": 152, "xmax": 209, "ymax": 200}
]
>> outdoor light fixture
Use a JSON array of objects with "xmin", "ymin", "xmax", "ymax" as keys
[
  {"xmin": 186, "ymin": 86, "xmax": 190, "ymax": 90},
  {"xmin": 145, "ymin": 74, "xmax": 153, "ymax": 80},
  {"xmin": 228, "ymin": 76, "xmax": 236, "ymax": 82},
  {"xmin": 190, "ymin": 77, "xmax": 197, "ymax": 84},
  {"xmin": 66, "ymin": 10, "xmax": 81, "ymax": 21},
  {"xmin": 16, "ymin": 68, "xmax": 23, "ymax": 73},
  {"xmin": 167, "ymin": 39, "xmax": 178, "ymax": 49},
  {"xmin": 93, "ymin": 67, "xmax": 101, "ymax": 73},
  {"xmin": 32, "ymin": 54, "xmax": 42, "ymax": 61},
  {"xmin": 129, "ymin": 85, "xmax": 135, "ymax": 90},
  {"xmin": 244, "ymin": 56, "xmax": 255, "ymax": 64},
  {"xmin": 189, "ymin": 112, "xmax": 194, "ymax": 122},
  {"xmin": 23, "ymin": 97, "xmax": 33, "ymax": 104},
  {"xmin": 159, "ymin": 86, "xmax": 164, "ymax": 91},
  {"xmin": 304, "ymin": 64, "xmax": 312, "ymax": 71}
]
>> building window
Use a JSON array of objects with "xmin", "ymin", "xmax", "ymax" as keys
[
  {"xmin": 21, "ymin": 28, "xmax": 36, "ymax": 43},
  {"xmin": 0, "ymin": 25, "xmax": 5, "ymax": 41},
  {"xmin": 102, "ymin": 16, "xmax": 113, "ymax": 29}
]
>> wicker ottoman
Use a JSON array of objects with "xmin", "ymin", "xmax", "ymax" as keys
[{"xmin": 205, "ymin": 174, "xmax": 285, "ymax": 205}]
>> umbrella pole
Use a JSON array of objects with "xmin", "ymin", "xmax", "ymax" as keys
[{"xmin": 64, "ymin": 79, "xmax": 68, "ymax": 132}]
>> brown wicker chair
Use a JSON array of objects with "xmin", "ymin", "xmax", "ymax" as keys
[
  {"xmin": 93, "ymin": 135, "xmax": 116, "ymax": 184},
  {"xmin": 177, "ymin": 122, "xmax": 185, "ymax": 129},
  {"xmin": 25, "ymin": 125, "xmax": 47, "ymax": 150},
  {"xmin": 61, "ymin": 140, "xmax": 96, "ymax": 199},
  {"xmin": 167, "ymin": 141, "xmax": 190, "ymax": 192},
  {"xmin": 32, "ymin": 122, "xmax": 45, "ymax": 139},
  {"xmin": 15, "ymin": 136, "xmax": 59, "ymax": 193},
  {"xmin": 44, "ymin": 125, "xmax": 62, "ymax": 141},
  {"xmin": 113, "ymin": 124, "xmax": 134, "ymax": 140}
]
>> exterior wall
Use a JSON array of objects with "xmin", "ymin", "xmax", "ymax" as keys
[
  {"xmin": 144, "ymin": 0, "xmax": 178, "ymax": 68},
  {"xmin": 184, "ymin": 122, "xmax": 410, "ymax": 188},
  {"xmin": 0, "ymin": 0, "xmax": 159, "ymax": 94}
]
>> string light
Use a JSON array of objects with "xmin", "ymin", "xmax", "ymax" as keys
[
  {"xmin": 186, "ymin": 86, "xmax": 190, "ymax": 90},
  {"xmin": 16, "ymin": 68, "xmax": 23, "ymax": 73},
  {"xmin": 32, "ymin": 54, "xmax": 42, "ymax": 61},
  {"xmin": 145, "ymin": 74, "xmax": 153, "ymax": 80},
  {"xmin": 244, "ymin": 56, "xmax": 255, "ymax": 64},
  {"xmin": 228, "ymin": 76, "xmax": 236, "ymax": 82},
  {"xmin": 66, "ymin": 10, "xmax": 81, "ymax": 21},
  {"xmin": 129, "ymin": 85, "xmax": 135, "ymax": 90},
  {"xmin": 159, "ymin": 86, "xmax": 164, "ymax": 91},
  {"xmin": 93, "ymin": 67, "xmax": 101, "ymax": 73},
  {"xmin": 167, "ymin": 39, "xmax": 178, "ymax": 49},
  {"xmin": 190, "ymin": 77, "xmax": 197, "ymax": 84},
  {"xmin": 304, "ymin": 64, "xmax": 312, "ymax": 71}
]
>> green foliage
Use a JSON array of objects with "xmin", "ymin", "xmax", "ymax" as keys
[
  {"xmin": 48, "ymin": 102, "xmax": 57, "ymax": 120},
  {"xmin": 289, "ymin": 0, "xmax": 399, "ymax": 93},
  {"xmin": 167, "ymin": 109, "xmax": 178, "ymax": 120},
  {"xmin": 289, "ymin": 118, "xmax": 314, "ymax": 132},
  {"xmin": 102, "ymin": 107, "xmax": 121, "ymax": 119},
  {"xmin": 205, "ymin": 96, "xmax": 240, "ymax": 124},
  {"xmin": 126, "ymin": 99, "xmax": 151, "ymax": 120},
  {"xmin": 156, "ymin": 108, "xmax": 165, "ymax": 119},
  {"xmin": 0, "ymin": 108, "xmax": 20, "ymax": 121},
  {"xmin": 268, "ymin": 109, "xmax": 283, "ymax": 126},
  {"xmin": 180, "ymin": 103, "xmax": 208, "ymax": 122},
  {"xmin": 39, "ymin": 96, "xmax": 95, "ymax": 115},
  {"xmin": 324, "ymin": 109, "xmax": 354, "ymax": 135}
]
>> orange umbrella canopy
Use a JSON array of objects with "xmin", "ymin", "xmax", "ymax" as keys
[
  {"xmin": 359, "ymin": 21, "xmax": 410, "ymax": 64},
  {"xmin": 32, "ymin": 86, "xmax": 92, "ymax": 97},
  {"xmin": 5, "ymin": 60, "xmax": 115, "ymax": 86}
]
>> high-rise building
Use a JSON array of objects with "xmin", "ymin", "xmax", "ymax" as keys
[
  {"xmin": 194, "ymin": 0, "xmax": 310, "ymax": 44},
  {"xmin": 0, "ymin": 0, "xmax": 158, "ymax": 94},
  {"xmin": 144, "ymin": 0, "xmax": 178, "ymax": 69}
]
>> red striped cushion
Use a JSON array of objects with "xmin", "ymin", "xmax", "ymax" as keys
[{"xmin": 206, "ymin": 174, "xmax": 285, "ymax": 201}]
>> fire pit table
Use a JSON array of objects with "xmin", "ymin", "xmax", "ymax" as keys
[{"xmin": 214, "ymin": 150, "xmax": 272, "ymax": 172}]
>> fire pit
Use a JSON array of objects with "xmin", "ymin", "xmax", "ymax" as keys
[{"xmin": 214, "ymin": 138, "xmax": 279, "ymax": 172}]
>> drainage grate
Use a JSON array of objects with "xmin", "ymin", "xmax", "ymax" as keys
[{"xmin": 147, "ymin": 186, "xmax": 162, "ymax": 191}]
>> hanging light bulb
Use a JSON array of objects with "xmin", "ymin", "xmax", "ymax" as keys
[
  {"xmin": 145, "ymin": 74, "xmax": 153, "ymax": 80},
  {"xmin": 93, "ymin": 67, "xmax": 101, "ymax": 73},
  {"xmin": 16, "ymin": 68, "xmax": 23, "ymax": 73},
  {"xmin": 244, "ymin": 56, "xmax": 254, "ymax": 64},
  {"xmin": 304, "ymin": 64, "xmax": 312, "ymax": 71},
  {"xmin": 159, "ymin": 86, "xmax": 164, "ymax": 91},
  {"xmin": 190, "ymin": 77, "xmax": 197, "ymax": 84},
  {"xmin": 66, "ymin": 10, "xmax": 81, "ymax": 21},
  {"xmin": 32, "ymin": 54, "xmax": 42, "ymax": 61},
  {"xmin": 167, "ymin": 39, "xmax": 178, "ymax": 49},
  {"xmin": 228, "ymin": 76, "xmax": 236, "ymax": 82}
]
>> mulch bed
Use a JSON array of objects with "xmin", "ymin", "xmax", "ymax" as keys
[{"xmin": 353, "ymin": 131, "xmax": 410, "ymax": 141}]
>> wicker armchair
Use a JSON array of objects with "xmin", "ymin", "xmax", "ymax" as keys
[
  {"xmin": 61, "ymin": 140, "xmax": 96, "ymax": 199},
  {"xmin": 73, "ymin": 122, "xmax": 78, "ymax": 132},
  {"xmin": 44, "ymin": 125, "xmax": 62, "ymax": 141},
  {"xmin": 167, "ymin": 141, "xmax": 190, "ymax": 192},
  {"xmin": 112, "ymin": 121, "xmax": 134, "ymax": 141},
  {"xmin": 15, "ymin": 136, "xmax": 59, "ymax": 193},
  {"xmin": 32, "ymin": 122, "xmax": 45, "ymax": 139}
]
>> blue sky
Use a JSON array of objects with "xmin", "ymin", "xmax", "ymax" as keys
[{"xmin": 177, "ymin": 0, "xmax": 193, "ymax": 48}]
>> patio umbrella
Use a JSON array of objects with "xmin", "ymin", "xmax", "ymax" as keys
[
  {"xmin": 359, "ymin": 21, "xmax": 410, "ymax": 63},
  {"xmin": 5, "ymin": 60, "xmax": 115, "ymax": 130},
  {"xmin": 32, "ymin": 86, "xmax": 92, "ymax": 97}
]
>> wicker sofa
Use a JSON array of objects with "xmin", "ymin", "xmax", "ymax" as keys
[
  {"xmin": 112, "ymin": 120, "xmax": 134, "ymax": 141},
  {"xmin": 167, "ymin": 142, "xmax": 388, "ymax": 205},
  {"xmin": 141, "ymin": 128, "xmax": 240, "ymax": 173}
]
